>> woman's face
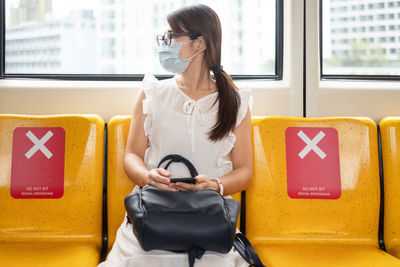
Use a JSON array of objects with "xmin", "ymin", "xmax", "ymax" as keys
[{"xmin": 168, "ymin": 29, "xmax": 197, "ymax": 60}]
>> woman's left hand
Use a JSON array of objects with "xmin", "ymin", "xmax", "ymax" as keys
[{"xmin": 173, "ymin": 175, "xmax": 219, "ymax": 192}]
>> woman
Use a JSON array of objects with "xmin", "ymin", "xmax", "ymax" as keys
[{"xmin": 100, "ymin": 4, "xmax": 253, "ymax": 267}]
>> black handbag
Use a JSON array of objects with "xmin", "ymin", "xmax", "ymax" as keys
[{"xmin": 125, "ymin": 154, "xmax": 265, "ymax": 267}]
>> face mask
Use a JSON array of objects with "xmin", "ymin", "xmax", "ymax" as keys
[{"xmin": 158, "ymin": 41, "xmax": 202, "ymax": 74}]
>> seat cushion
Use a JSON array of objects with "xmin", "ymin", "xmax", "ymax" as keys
[
  {"xmin": 254, "ymin": 243, "xmax": 400, "ymax": 267},
  {"xmin": 0, "ymin": 242, "xmax": 100, "ymax": 267},
  {"xmin": 388, "ymin": 246, "xmax": 400, "ymax": 260}
]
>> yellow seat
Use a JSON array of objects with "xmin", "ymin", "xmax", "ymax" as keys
[
  {"xmin": 0, "ymin": 114, "xmax": 104, "ymax": 267},
  {"xmin": 380, "ymin": 117, "xmax": 400, "ymax": 259},
  {"xmin": 0, "ymin": 242, "xmax": 100, "ymax": 267},
  {"xmin": 106, "ymin": 115, "xmax": 242, "ymax": 251},
  {"xmin": 247, "ymin": 116, "xmax": 400, "ymax": 267}
]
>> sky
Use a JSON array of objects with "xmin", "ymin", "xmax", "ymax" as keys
[{"xmin": 52, "ymin": 0, "xmax": 99, "ymax": 18}]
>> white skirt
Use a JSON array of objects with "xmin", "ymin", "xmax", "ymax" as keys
[{"xmin": 98, "ymin": 215, "xmax": 248, "ymax": 267}]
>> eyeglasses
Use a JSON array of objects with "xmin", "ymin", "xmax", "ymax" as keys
[{"xmin": 156, "ymin": 31, "xmax": 201, "ymax": 46}]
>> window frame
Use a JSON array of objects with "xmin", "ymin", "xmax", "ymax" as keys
[
  {"xmin": 319, "ymin": 0, "xmax": 400, "ymax": 81},
  {"xmin": 0, "ymin": 0, "xmax": 284, "ymax": 81}
]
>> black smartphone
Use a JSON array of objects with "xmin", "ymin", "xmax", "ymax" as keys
[{"xmin": 169, "ymin": 177, "xmax": 196, "ymax": 184}]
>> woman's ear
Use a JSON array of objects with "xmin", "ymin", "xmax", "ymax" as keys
[{"xmin": 196, "ymin": 37, "xmax": 207, "ymax": 51}]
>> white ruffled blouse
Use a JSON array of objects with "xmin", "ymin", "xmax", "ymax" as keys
[{"xmin": 141, "ymin": 73, "xmax": 252, "ymax": 179}]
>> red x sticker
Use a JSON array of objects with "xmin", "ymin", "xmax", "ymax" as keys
[
  {"xmin": 11, "ymin": 127, "xmax": 65, "ymax": 199},
  {"xmin": 285, "ymin": 127, "xmax": 341, "ymax": 199}
]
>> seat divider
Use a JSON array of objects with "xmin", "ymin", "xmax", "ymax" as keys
[
  {"xmin": 377, "ymin": 124, "xmax": 387, "ymax": 252},
  {"xmin": 100, "ymin": 122, "xmax": 109, "ymax": 262}
]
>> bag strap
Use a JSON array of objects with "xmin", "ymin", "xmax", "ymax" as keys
[
  {"xmin": 188, "ymin": 248, "xmax": 205, "ymax": 267},
  {"xmin": 233, "ymin": 233, "xmax": 266, "ymax": 267},
  {"xmin": 158, "ymin": 154, "xmax": 199, "ymax": 177}
]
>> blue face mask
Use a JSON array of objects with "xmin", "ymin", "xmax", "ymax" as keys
[{"xmin": 158, "ymin": 41, "xmax": 201, "ymax": 74}]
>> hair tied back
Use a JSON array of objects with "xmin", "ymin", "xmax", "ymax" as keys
[{"xmin": 210, "ymin": 65, "xmax": 223, "ymax": 74}]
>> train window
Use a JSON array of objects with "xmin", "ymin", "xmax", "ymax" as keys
[
  {"xmin": 320, "ymin": 0, "xmax": 400, "ymax": 80},
  {"xmin": 1, "ymin": 0, "xmax": 283, "ymax": 81}
]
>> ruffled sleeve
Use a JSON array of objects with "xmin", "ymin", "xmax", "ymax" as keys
[
  {"xmin": 216, "ymin": 89, "xmax": 253, "ymax": 173},
  {"xmin": 236, "ymin": 88, "xmax": 253, "ymax": 127},
  {"xmin": 141, "ymin": 73, "xmax": 159, "ymax": 137},
  {"xmin": 142, "ymin": 73, "xmax": 159, "ymax": 115},
  {"xmin": 217, "ymin": 131, "xmax": 236, "ymax": 170}
]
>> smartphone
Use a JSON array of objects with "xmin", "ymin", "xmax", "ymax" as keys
[{"xmin": 169, "ymin": 177, "xmax": 196, "ymax": 184}]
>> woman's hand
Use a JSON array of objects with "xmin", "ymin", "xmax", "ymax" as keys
[
  {"xmin": 174, "ymin": 175, "xmax": 219, "ymax": 192},
  {"xmin": 147, "ymin": 168, "xmax": 177, "ymax": 191}
]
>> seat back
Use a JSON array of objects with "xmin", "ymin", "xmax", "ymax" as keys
[
  {"xmin": 247, "ymin": 116, "xmax": 380, "ymax": 246},
  {"xmin": 380, "ymin": 117, "xmax": 400, "ymax": 258},
  {"xmin": 107, "ymin": 115, "xmax": 242, "ymax": 250},
  {"xmin": 0, "ymin": 114, "xmax": 104, "ymax": 247},
  {"xmin": 107, "ymin": 115, "xmax": 135, "ymax": 251}
]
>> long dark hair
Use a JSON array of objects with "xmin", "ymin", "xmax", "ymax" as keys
[{"xmin": 167, "ymin": 4, "xmax": 241, "ymax": 142}]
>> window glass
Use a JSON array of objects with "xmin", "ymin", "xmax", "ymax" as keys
[
  {"xmin": 5, "ymin": 0, "xmax": 276, "ymax": 75},
  {"xmin": 322, "ymin": 0, "xmax": 400, "ymax": 76}
]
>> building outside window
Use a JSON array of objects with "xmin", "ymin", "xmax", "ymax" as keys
[
  {"xmin": 5, "ymin": 0, "xmax": 277, "ymax": 76},
  {"xmin": 322, "ymin": 0, "xmax": 400, "ymax": 76}
]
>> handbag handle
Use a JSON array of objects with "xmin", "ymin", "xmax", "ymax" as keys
[{"xmin": 157, "ymin": 154, "xmax": 199, "ymax": 178}]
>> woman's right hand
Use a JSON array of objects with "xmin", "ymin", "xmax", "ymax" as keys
[{"xmin": 147, "ymin": 168, "xmax": 177, "ymax": 191}]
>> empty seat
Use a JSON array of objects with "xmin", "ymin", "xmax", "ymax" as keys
[
  {"xmin": 380, "ymin": 117, "xmax": 400, "ymax": 259},
  {"xmin": 0, "ymin": 114, "xmax": 104, "ymax": 267},
  {"xmin": 106, "ymin": 115, "xmax": 242, "ymax": 251},
  {"xmin": 246, "ymin": 116, "xmax": 400, "ymax": 267}
]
